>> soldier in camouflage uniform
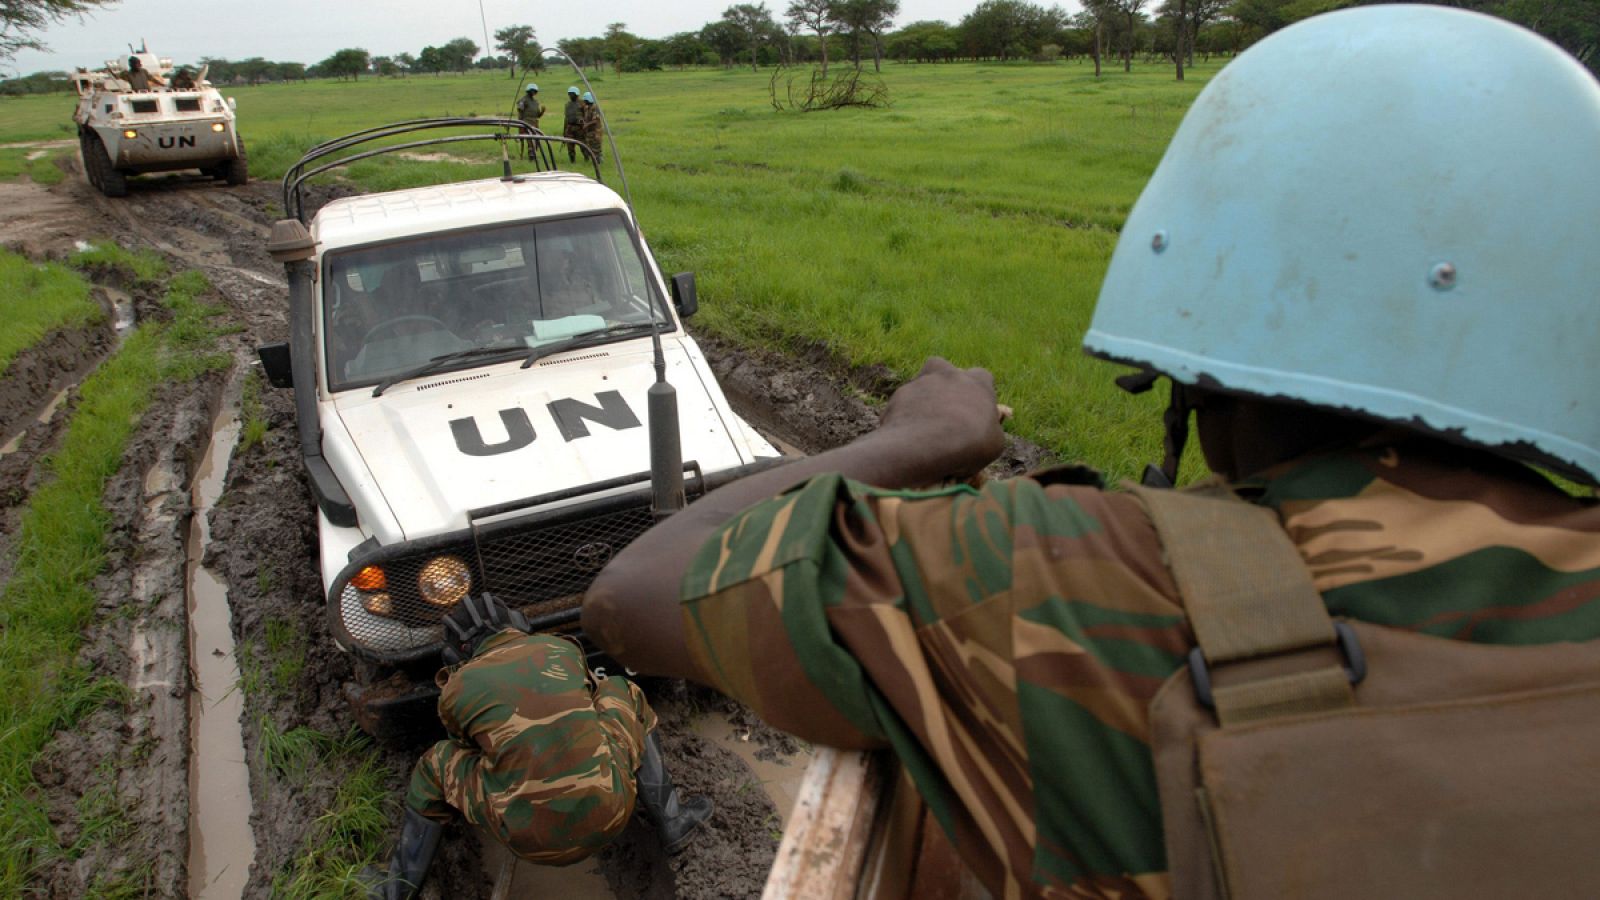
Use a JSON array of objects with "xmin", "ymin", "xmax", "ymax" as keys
[
  {"xmin": 584, "ymin": 8, "xmax": 1600, "ymax": 899},
  {"xmin": 369, "ymin": 595, "xmax": 711, "ymax": 900},
  {"xmin": 514, "ymin": 84, "xmax": 545, "ymax": 131},
  {"xmin": 580, "ymin": 91, "xmax": 603, "ymax": 164},
  {"xmin": 563, "ymin": 86, "xmax": 583, "ymax": 162}
]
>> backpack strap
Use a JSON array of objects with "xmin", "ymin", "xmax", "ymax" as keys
[{"xmin": 1131, "ymin": 483, "xmax": 1361, "ymax": 726}]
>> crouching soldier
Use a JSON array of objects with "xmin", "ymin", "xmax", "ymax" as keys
[{"xmin": 368, "ymin": 594, "xmax": 712, "ymax": 900}]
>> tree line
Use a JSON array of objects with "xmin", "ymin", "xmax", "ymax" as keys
[{"xmin": 2, "ymin": 0, "xmax": 1593, "ymax": 94}]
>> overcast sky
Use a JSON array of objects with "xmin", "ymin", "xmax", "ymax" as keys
[{"xmin": 7, "ymin": 0, "xmax": 1082, "ymax": 74}]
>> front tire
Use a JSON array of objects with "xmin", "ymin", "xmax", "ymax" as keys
[
  {"xmin": 223, "ymin": 137, "xmax": 248, "ymax": 187},
  {"xmin": 83, "ymin": 131, "xmax": 127, "ymax": 198}
]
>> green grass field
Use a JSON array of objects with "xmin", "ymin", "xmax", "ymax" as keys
[{"xmin": 1, "ymin": 60, "xmax": 1221, "ymax": 479}]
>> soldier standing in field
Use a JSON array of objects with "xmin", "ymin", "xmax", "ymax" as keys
[
  {"xmin": 563, "ymin": 86, "xmax": 584, "ymax": 162},
  {"xmin": 514, "ymin": 83, "xmax": 545, "ymax": 131},
  {"xmin": 368, "ymin": 595, "xmax": 711, "ymax": 900},
  {"xmin": 580, "ymin": 91, "xmax": 603, "ymax": 164},
  {"xmin": 584, "ymin": 7, "xmax": 1600, "ymax": 899}
]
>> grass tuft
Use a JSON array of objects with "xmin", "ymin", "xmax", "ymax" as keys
[
  {"xmin": 0, "ymin": 250, "xmax": 105, "ymax": 378},
  {"xmin": 0, "ymin": 147, "xmax": 67, "ymax": 185},
  {"xmin": 265, "ymin": 730, "xmax": 396, "ymax": 900},
  {"xmin": 68, "ymin": 241, "xmax": 168, "ymax": 287},
  {"xmin": 237, "ymin": 370, "xmax": 270, "ymax": 453}
]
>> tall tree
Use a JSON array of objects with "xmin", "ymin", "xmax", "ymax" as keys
[
  {"xmin": 1107, "ymin": 0, "xmax": 1147, "ymax": 71},
  {"xmin": 1, "ymin": 0, "xmax": 118, "ymax": 62},
  {"xmin": 786, "ymin": 0, "xmax": 834, "ymax": 72},
  {"xmin": 724, "ymin": 3, "xmax": 776, "ymax": 72},
  {"xmin": 439, "ymin": 37, "xmax": 479, "ymax": 72},
  {"xmin": 603, "ymin": 22, "xmax": 640, "ymax": 75},
  {"xmin": 317, "ymin": 48, "xmax": 370, "ymax": 81},
  {"xmin": 700, "ymin": 20, "xmax": 745, "ymax": 67},
  {"xmin": 495, "ymin": 25, "xmax": 541, "ymax": 78},
  {"xmin": 886, "ymin": 20, "xmax": 959, "ymax": 62},
  {"xmin": 831, "ymin": 0, "xmax": 900, "ymax": 70}
]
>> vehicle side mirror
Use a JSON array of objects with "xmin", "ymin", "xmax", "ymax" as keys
[
  {"xmin": 227, "ymin": 97, "xmax": 237, "ymax": 109},
  {"xmin": 670, "ymin": 272, "xmax": 698, "ymax": 319},
  {"xmin": 258, "ymin": 342, "xmax": 293, "ymax": 388}
]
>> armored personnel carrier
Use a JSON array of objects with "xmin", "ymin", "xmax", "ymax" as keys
[{"xmin": 72, "ymin": 49, "xmax": 246, "ymax": 197}]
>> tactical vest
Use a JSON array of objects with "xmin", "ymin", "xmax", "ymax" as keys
[{"xmin": 1133, "ymin": 483, "xmax": 1600, "ymax": 900}]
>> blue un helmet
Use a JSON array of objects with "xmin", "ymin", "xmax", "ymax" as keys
[
  {"xmin": 582, "ymin": 91, "xmax": 595, "ymax": 103},
  {"xmin": 567, "ymin": 86, "xmax": 579, "ymax": 96},
  {"xmin": 1084, "ymin": 5, "xmax": 1600, "ymax": 485},
  {"xmin": 525, "ymin": 83, "xmax": 538, "ymax": 93}
]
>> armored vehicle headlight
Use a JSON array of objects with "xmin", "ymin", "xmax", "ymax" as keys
[
  {"xmin": 350, "ymin": 565, "xmax": 387, "ymax": 591},
  {"xmin": 211, "ymin": 122, "xmax": 225, "ymax": 132},
  {"xmin": 362, "ymin": 592, "xmax": 395, "ymax": 617},
  {"xmin": 418, "ymin": 556, "xmax": 471, "ymax": 607},
  {"xmin": 122, "ymin": 129, "xmax": 137, "ymax": 139}
]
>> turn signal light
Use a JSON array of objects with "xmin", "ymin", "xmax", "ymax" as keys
[
  {"xmin": 351, "ymin": 565, "xmax": 387, "ymax": 591},
  {"xmin": 122, "ymin": 129, "xmax": 138, "ymax": 139}
]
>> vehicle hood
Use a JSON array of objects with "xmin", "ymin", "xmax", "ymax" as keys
[{"xmin": 331, "ymin": 341, "xmax": 745, "ymax": 539}]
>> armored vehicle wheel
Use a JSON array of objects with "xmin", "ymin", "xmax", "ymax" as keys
[
  {"xmin": 223, "ymin": 138, "xmax": 248, "ymax": 186},
  {"xmin": 83, "ymin": 131, "xmax": 127, "ymax": 198}
]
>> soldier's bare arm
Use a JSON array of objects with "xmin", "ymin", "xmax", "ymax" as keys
[{"xmin": 583, "ymin": 357, "xmax": 1006, "ymax": 680}]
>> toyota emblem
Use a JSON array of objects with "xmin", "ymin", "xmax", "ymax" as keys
[{"xmin": 574, "ymin": 541, "xmax": 614, "ymax": 571}]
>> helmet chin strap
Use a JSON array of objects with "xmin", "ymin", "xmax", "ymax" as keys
[{"xmin": 1114, "ymin": 369, "xmax": 1192, "ymax": 488}]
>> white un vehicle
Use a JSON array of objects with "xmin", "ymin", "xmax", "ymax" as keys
[
  {"xmin": 72, "ymin": 47, "xmax": 246, "ymax": 197},
  {"xmin": 259, "ymin": 120, "xmax": 779, "ymax": 737}
]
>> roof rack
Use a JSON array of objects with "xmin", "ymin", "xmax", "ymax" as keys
[{"xmin": 282, "ymin": 117, "xmax": 602, "ymax": 223}]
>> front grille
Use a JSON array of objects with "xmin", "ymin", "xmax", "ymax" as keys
[{"xmin": 475, "ymin": 503, "xmax": 657, "ymax": 620}]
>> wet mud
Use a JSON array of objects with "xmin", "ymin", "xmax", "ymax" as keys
[
  {"xmin": 2, "ymin": 159, "xmax": 1039, "ymax": 897},
  {"xmin": 31, "ymin": 367, "xmax": 226, "ymax": 897}
]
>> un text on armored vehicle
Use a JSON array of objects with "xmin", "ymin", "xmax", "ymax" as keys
[
  {"xmin": 257, "ymin": 120, "xmax": 780, "ymax": 737},
  {"xmin": 73, "ymin": 48, "xmax": 246, "ymax": 197}
]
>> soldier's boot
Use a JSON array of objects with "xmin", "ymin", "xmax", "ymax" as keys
[
  {"xmin": 368, "ymin": 808, "xmax": 444, "ymax": 900},
  {"xmin": 636, "ymin": 731, "xmax": 713, "ymax": 855}
]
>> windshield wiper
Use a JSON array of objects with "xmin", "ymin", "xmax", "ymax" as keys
[
  {"xmin": 371, "ymin": 341, "xmax": 526, "ymax": 397},
  {"xmin": 519, "ymin": 323, "xmax": 658, "ymax": 369}
]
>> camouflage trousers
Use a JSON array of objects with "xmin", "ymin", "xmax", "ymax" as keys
[
  {"xmin": 406, "ymin": 631, "xmax": 657, "ymax": 865},
  {"xmin": 563, "ymin": 122, "xmax": 584, "ymax": 162}
]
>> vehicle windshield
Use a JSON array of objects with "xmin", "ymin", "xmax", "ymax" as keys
[{"xmin": 322, "ymin": 213, "xmax": 666, "ymax": 392}]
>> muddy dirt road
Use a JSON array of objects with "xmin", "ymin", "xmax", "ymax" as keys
[{"xmin": 4, "ymin": 161, "xmax": 1049, "ymax": 898}]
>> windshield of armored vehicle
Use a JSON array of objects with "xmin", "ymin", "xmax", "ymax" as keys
[{"xmin": 322, "ymin": 212, "xmax": 666, "ymax": 392}]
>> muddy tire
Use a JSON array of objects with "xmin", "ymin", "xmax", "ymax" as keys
[
  {"xmin": 82, "ymin": 130, "xmax": 127, "ymax": 198},
  {"xmin": 223, "ymin": 138, "xmax": 248, "ymax": 187}
]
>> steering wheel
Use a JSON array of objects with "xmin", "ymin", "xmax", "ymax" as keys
[{"xmin": 361, "ymin": 315, "xmax": 452, "ymax": 345}]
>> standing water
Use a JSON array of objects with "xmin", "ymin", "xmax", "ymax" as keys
[{"xmin": 187, "ymin": 406, "xmax": 255, "ymax": 897}]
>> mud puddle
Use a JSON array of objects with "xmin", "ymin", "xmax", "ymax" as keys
[
  {"xmin": 690, "ymin": 715, "xmax": 811, "ymax": 824},
  {"xmin": 105, "ymin": 284, "xmax": 136, "ymax": 333},
  {"xmin": 0, "ymin": 382, "xmax": 69, "ymax": 458},
  {"xmin": 187, "ymin": 399, "xmax": 255, "ymax": 897}
]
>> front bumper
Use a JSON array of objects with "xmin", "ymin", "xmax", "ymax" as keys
[{"xmin": 328, "ymin": 458, "xmax": 787, "ymax": 664}]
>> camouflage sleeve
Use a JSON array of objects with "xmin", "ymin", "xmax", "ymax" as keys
[{"xmin": 682, "ymin": 472, "xmax": 1190, "ymax": 898}]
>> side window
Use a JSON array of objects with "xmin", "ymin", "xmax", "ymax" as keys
[{"xmin": 608, "ymin": 226, "xmax": 651, "ymax": 302}]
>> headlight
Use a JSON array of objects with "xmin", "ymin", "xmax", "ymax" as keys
[
  {"xmin": 418, "ymin": 556, "xmax": 471, "ymax": 607},
  {"xmin": 211, "ymin": 122, "xmax": 225, "ymax": 132},
  {"xmin": 123, "ymin": 129, "xmax": 138, "ymax": 139}
]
